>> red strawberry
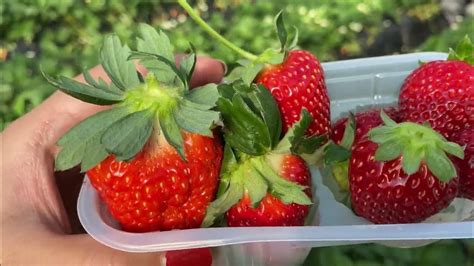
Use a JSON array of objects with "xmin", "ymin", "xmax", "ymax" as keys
[
  {"xmin": 88, "ymin": 132, "xmax": 222, "ymax": 232},
  {"xmin": 399, "ymin": 37, "xmax": 474, "ymax": 140},
  {"xmin": 46, "ymin": 25, "xmax": 224, "ymax": 232},
  {"xmin": 201, "ymin": 82, "xmax": 316, "ymax": 228},
  {"xmin": 451, "ymin": 128, "xmax": 474, "ymax": 200},
  {"xmin": 331, "ymin": 107, "xmax": 400, "ymax": 145},
  {"xmin": 227, "ymin": 154, "xmax": 311, "ymax": 226},
  {"xmin": 256, "ymin": 50, "xmax": 330, "ymax": 136},
  {"xmin": 348, "ymin": 112, "xmax": 462, "ymax": 223},
  {"xmin": 179, "ymin": 2, "xmax": 330, "ymax": 137}
]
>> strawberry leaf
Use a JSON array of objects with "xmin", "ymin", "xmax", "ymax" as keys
[
  {"xmin": 323, "ymin": 142, "xmax": 351, "ymax": 165},
  {"xmin": 340, "ymin": 113, "xmax": 356, "ymax": 150},
  {"xmin": 274, "ymin": 108, "xmax": 313, "ymax": 154},
  {"xmin": 275, "ymin": 10, "xmax": 288, "ymax": 52},
  {"xmin": 129, "ymin": 51, "xmax": 189, "ymax": 89},
  {"xmin": 374, "ymin": 139, "xmax": 403, "ymax": 161},
  {"xmin": 55, "ymin": 107, "xmax": 130, "ymax": 171},
  {"xmin": 83, "ymin": 69, "xmax": 123, "ymax": 95},
  {"xmin": 173, "ymin": 99, "xmax": 220, "ymax": 137},
  {"xmin": 43, "ymin": 72, "xmax": 123, "ymax": 105},
  {"xmin": 294, "ymin": 135, "xmax": 327, "ymax": 155},
  {"xmin": 100, "ymin": 35, "xmax": 140, "ymax": 91},
  {"xmin": 253, "ymin": 157, "xmax": 312, "ymax": 205},
  {"xmin": 136, "ymin": 24, "xmax": 177, "ymax": 84},
  {"xmin": 217, "ymin": 144, "xmax": 238, "ymax": 197},
  {"xmin": 101, "ymin": 110, "xmax": 153, "ymax": 161},
  {"xmin": 244, "ymin": 165, "xmax": 268, "ymax": 208},
  {"xmin": 180, "ymin": 44, "xmax": 197, "ymax": 84},
  {"xmin": 186, "ymin": 83, "xmax": 219, "ymax": 107},
  {"xmin": 425, "ymin": 146, "xmax": 457, "ymax": 182},
  {"xmin": 160, "ymin": 110, "xmax": 185, "ymax": 160},
  {"xmin": 447, "ymin": 35, "xmax": 474, "ymax": 65},
  {"xmin": 201, "ymin": 179, "xmax": 244, "ymax": 228}
]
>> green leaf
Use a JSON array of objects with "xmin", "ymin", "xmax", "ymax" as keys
[
  {"xmin": 217, "ymin": 144, "xmax": 238, "ymax": 197},
  {"xmin": 130, "ymin": 51, "xmax": 188, "ymax": 89},
  {"xmin": 180, "ymin": 45, "xmax": 196, "ymax": 83},
  {"xmin": 380, "ymin": 110, "xmax": 396, "ymax": 126},
  {"xmin": 186, "ymin": 83, "xmax": 219, "ymax": 107},
  {"xmin": 425, "ymin": 145, "xmax": 457, "ymax": 182},
  {"xmin": 136, "ymin": 23, "xmax": 177, "ymax": 84},
  {"xmin": 242, "ymin": 62, "xmax": 264, "ymax": 84},
  {"xmin": 274, "ymin": 108, "xmax": 311, "ymax": 153},
  {"xmin": 323, "ymin": 142, "xmax": 351, "ymax": 165},
  {"xmin": 274, "ymin": 10, "xmax": 287, "ymax": 52},
  {"xmin": 246, "ymin": 84, "xmax": 282, "ymax": 147},
  {"xmin": 137, "ymin": 23, "xmax": 174, "ymax": 61},
  {"xmin": 447, "ymin": 35, "xmax": 474, "ymax": 65},
  {"xmin": 294, "ymin": 135, "xmax": 327, "ymax": 155},
  {"xmin": 101, "ymin": 110, "xmax": 153, "ymax": 161},
  {"xmin": 43, "ymin": 73, "xmax": 123, "ymax": 105},
  {"xmin": 100, "ymin": 35, "xmax": 140, "ymax": 91},
  {"xmin": 201, "ymin": 180, "xmax": 244, "ymax": 227},
  {"xmin": 83, "ymin": 69, "xmax": 124, "ymax": 96},
  {"xmin": 217, "ymin": 95, "xmax": 271, "ymax": 156},
  {"xmin": 441, "ymin": 141, "xmax": 464, "ymax": 159},
  {"xmin": 288, "ymin": 26, "xmax": 299, "ymax": 50},
  {"xmin": 340, "ymin": 113, "xmax": 355, "ymax": 150},
  {"xmin": 257, "ymin": 48, "xmax": 285, "ymax": 65},
  {"xmin": 401, "ymin": 146, "xmax": 423, "ymax": 175},
  {"xmin": 160, "ymin": 110, "xmax": 185, "ymax": 159},
  {"xmin": 374, "ymin": 139, "xmax": 403, "ymax": 161},
  {"xmin": 253, "ymin": 157, "xmax": 312, "ymax": 205},
  {"xmin": 173, "ymin": 99, "xmax": 220, "ymax": 137},
  {"xmin": 244, "ymin": 166, "xmax": 268, "ymax": 207},
  {"xmin": 368, "ymin": 126, "xmax": 396, "ymax": 143},
  {"xmin": 55, "ymin": 107, "xmax": 130, "ymax": 171}
]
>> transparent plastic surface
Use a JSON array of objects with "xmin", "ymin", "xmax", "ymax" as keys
[{"xmin": 78, "ymin": 52, "xmax": 474, "ymax": 266}]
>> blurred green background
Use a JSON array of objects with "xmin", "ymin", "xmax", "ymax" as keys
[{"xmin": 1, "ymin": 0, "xmax": 473, "ymax": 264}]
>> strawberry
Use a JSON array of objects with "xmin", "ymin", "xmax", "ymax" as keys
[
  {"xmin": 348, "ymin": 112, "xmax": 463, "ymax": 223},
  {"xmin": 256, "ymin": 50, "xmax": 330, "ymax": 136},
  {"xmin": 451, "ymin": 128, "xmax": 474, "ymax": 200},
  {"xmin": 331, "ymin": 107, "xmax": 401, "ymax": 145},
  {"xmin": 201, "ymin": 81, "xmax": 321, "ymax": 227},
  {"xmin": 398, "ymin": 36, "xmax": 474, "ymax": 140},
  {"xmin": 226, "ymin": 154, "xmax": 311, "ymax": 226},
  {"xmin": 178, "ymin": 0, "xmax": 330, "ymax": 137},
  {"xmin": 45, "ymin": 24, "xmax": 223, "ymax": 232}
]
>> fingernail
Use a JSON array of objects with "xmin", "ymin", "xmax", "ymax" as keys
[{"xmin": 217, "ymin": 60, "xmax": 228, "ymax": 75}]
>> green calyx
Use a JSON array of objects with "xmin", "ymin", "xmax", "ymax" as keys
[
  {"xmin": 369, "ymin": 111, "xmax": 464, "ymax": 182},
  {"xmin": 201, "ymin": 149, "xmax": 312, "ymax": 228},
  {"xmin": 178, "ymin": 0, "xmax": 298, "ymax": 84},
  {"xmin": 447, "ymin": 35, "xmax": 474, "ymax": 65},
  {"xmin": 45, "ymin": 24, "xmax": 220, "ymax": 172}
]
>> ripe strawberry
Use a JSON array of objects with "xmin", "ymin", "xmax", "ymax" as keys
[
  {"xmin": 88, "ymin": 132, "xmax": 222, "ymax": 232},
  {"xmin": 399, "ymin": 36, "xmax": 474, "ymax": 140},
  {"xmin": 348, "ymin": 112, "xmax": 463, "ymax": 223},
  {"xmin": 331, "ymin": 107, "xmax": 401, "ymax": 145},
  {"xmin": 201, "ymin": 81, "xmax": 319, "ymax": 228},
  {"xmin": 45, "ymin": 24, "xmax": 223, "ymax": 232},
  {"xmin": 451, "ymin": 128, "xmax": 474, "ymax": 200},
  {"xmin": 179, "ymin": 1, "xmax": 330, "ymax": 137},
  {"xmin": 256, "ymin": 50, "xmax": 330, "ymax": 136},
  {"xmin": 227, "ymin": 154, "xmax": 311, "ymax": 226}
]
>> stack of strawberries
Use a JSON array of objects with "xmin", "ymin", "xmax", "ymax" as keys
[{"xmin": 45, "ymin": 0, "xmax": 473, "ymax": 264}]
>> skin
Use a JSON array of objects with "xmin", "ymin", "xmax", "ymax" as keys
[{"xmin": 1, "ymin": 56, "xmax": 225, "ymax": 265}]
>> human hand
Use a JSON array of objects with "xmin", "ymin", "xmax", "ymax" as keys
[{"xmin": 2, "ymin": 56, "xmax": 225, "ymax": 265}]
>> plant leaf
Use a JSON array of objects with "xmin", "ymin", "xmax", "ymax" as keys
[
  {"xmin": 100, "ymin": 35, "xmax": 140, "ymax": 91},
  {"xmin": 173, "ymin": 99, "xmax": 220, "ymax": 137},
  {"xmin": 294, "ymin": 135, "xmax": 327, "ymax": 155},
  {"xmin": 274, "ymin": 108, "xmax": 312, "ymax": 153},
  {"xmin": 380, "ymin": 110, "xmax": 397, "ymax": 126},
  {"xmin": 441, "ymin": 141, "xmax": 464, "ymax": 159},
  {"xmin": 55, "ymin": 107, "xmax": 130, "ymax": 171},
  {"xmin": 43, "ymin": 73, "xmax": 123, "ymax": 105},
  {"xmin": 374, "ymin": 139, "xmax": 403, "ymax": 161},
  {"xmin": 217, "ymin": 144, "xmax": 238, "ymax": 197},
  {"xmin": 180, "ymin": 44, "xmax": 197, "ymax": 84},
  {"xmin": 101, "ymin": 110, "xmax": 153, "ymax": 161},
  {"xmin": 447, "ymin": 35, "xmax": 474, "ymax": 65},
  {"xmin": 186, "ymin": 83, "xmax": 219, "ymax": 107},
  {"xmin": 201, "ymin": 179, "xmax": 244, "ymax": 228},
  {"xmin": 425, "ymin": 145, "xmax": 457, "ymax": 182},
  {"xmin": 244, "ymin": 165, "xmax": 268, "ymax": 207},
  {"xmin": 274, "ymin": 10, "xmax": 287, "ymax": 52},
  {"xmin": 340, "ymin": 113, "xmax": 355, "ymax": 149},
  {"xmin": 160, "ymin": 110, "xmax": 185, "ymax": 160},
  {"xmin": 401, "ymin": 146, "xmax": 423, "ymax": 175},
  {"xmin": 323, "ymin": 142, "xmax": 351, "ymax": 165}
]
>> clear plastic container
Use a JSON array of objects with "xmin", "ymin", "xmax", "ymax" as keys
[{"xmin": 78, "ymin": 52, "xmax": 474, "ymax": 266}]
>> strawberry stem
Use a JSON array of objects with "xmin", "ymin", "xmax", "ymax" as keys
[{"xmin": 177, "ymin": 0, "xmax": 258, "ymax": 61}]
